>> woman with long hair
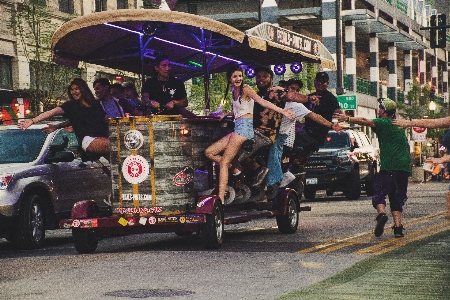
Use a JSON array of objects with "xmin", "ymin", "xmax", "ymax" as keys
[
  {"xmin": 18, "ymin": 78, "xmax": 110, "ymax": 156},
  {"xmin": 205, "ymin": 66, "xmax": 296, "ymax": 203}
]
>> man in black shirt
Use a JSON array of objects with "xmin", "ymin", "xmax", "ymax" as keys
[
  {"xmin": 141, "ymin": 55, "xmax": 188, "ymax": 115},
  {"xmin": 286, "ymin": 72, "xmax": 342, "ymax": 167}
]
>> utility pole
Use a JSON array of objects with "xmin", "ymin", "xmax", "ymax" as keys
[{"xmin": 336, "ymin": 0, "xmax": 344, "ymax": 95}]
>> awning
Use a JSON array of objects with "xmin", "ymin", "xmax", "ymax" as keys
[{"xmin": 51, "ymin": 9, "xmax": 336, "ymax": 78}]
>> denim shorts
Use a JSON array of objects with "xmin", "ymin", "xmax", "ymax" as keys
[{"xmin": 234, "ymin": 118, "xmax": 254, "ymax": 140}]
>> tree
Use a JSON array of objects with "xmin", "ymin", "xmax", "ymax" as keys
[
  {"xmin": 8, "ymin": 1, "xmax": 81, "ymax": 114},
  {"xmin": 397, "ymin": 82, "xmax": 448, "ymax": 141}
]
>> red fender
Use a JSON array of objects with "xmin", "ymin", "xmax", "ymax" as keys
[
  {"xmin": 71, "ymin": 200, "xmax": 100, "ymax": 219},
  {"xmin": 272, "ymin": 188, "xmax": 299, "ymax": 215},
  {"xmin": 195, "ymin": 194, "xmax": 220, "ymax": 214}
]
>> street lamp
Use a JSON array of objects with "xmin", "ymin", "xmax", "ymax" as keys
[{"xmin": 429, "ymin": 101, "xmax": 436, "ymax": 115}]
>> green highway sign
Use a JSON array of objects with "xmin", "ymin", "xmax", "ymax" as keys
[{"xmin": 337, "ymin": 95, "xmax": 357, "ymax": 110}]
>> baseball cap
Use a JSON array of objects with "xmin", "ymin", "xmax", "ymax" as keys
[
  {"xmin": 315, "ymin": 72, "xmax": 329, "ymax": 82},
  {"xmin": 287, "ymin": 78, "xmax": 303, "ymax": 89},
  {"xmin": 378, "ymin": 98, "xmax": 397, "ymax": 111}
]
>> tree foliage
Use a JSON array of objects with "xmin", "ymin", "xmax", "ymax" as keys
[
  {"xmin": 7, "ymin": 0, "xmax": 81, "ymax": 112},
  {"xmin": 397, "ymin": 82, "xmax": 448, "ymax": 140}
]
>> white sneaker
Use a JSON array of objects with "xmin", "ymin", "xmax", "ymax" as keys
[{"xmin": 279, "ymin": 171, "xmax": 296, "ymax": 187}]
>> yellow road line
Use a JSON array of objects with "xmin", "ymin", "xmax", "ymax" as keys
[
  {"xmin": 356, "ymin": 220, "xmax": 450, "ymax": 255},
  {"xmin": 298, "ymin": 211, "xmax": 446, "ymax": 254}
]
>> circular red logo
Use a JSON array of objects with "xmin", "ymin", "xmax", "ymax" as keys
[
  {"xmin": 122, "ymin": 155, "xmax": 150, "ymax": 184},
  {"xmin": 412, "ymin": 127, "xmax": 426, "ymax": 133}
]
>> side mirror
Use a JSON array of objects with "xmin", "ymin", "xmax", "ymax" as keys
[{"xmin": 45, "ymin": 151, "xmax": 75, "ymax": 164}]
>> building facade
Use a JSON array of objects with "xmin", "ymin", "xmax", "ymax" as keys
[{"xmin": 0, "ymin": 0, "xmax": 448, "ymax": 124}]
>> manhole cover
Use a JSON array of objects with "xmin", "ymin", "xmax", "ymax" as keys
[{"xmin": 105, "ymin": 289, "xmax": 195, "ymax": 298}]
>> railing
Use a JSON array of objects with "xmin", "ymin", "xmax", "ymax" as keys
[
  {"xmin": 356, "ymin": 77, "xmax": 377, "ymax": 97},
  {"xmin": 343, "ymin": 74, "xmax": 352, "ymax": 91}
]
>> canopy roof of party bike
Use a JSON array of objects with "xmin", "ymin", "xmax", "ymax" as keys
[{"xmin": 51, "ymin": 9, "xmax": 336, "ymax": 81}]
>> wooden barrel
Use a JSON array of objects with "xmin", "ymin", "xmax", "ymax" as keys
[{"xmin": 108, "ymin": 116, "xmax": 231, "ymax": 215}]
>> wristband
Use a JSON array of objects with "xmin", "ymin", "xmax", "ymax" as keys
[{"xmin": 347, "ymin": 116, "xmax": 351, "ymax": 122}]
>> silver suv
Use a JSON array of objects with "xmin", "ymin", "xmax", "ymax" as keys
[{"xmin": 0, "ymin": 124, "xmax": 111, "ymax": 249}]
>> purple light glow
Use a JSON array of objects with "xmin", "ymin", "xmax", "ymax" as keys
[
  {"xmin": 290, "ymin": 62, "xmax": 303, "ymax": 73},
  {"xmin": 103, "ymin": 23, "xmax": 242, "ymax": 64},
  {"xmin": 274, "ymin": 64, "xmax": 286, "ymax": 75},
  {"xmin": 245, "ymin": 67, "xmax": 255, "ymax": 78}
]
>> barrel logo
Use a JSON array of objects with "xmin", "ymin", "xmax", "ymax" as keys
[
  {"xmin": 173, "ymin": 166, "xmax": 194, "ymax": 186},
  {"xmin": 124, "ymin": 130, "xmax": 144, "ymax": 150},
  {"xmin": 122, "ymin": 155, "xmax": 150, "ymax": 184}
]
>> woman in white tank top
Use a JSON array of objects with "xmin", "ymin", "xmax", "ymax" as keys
[{"xmin": 205, "ymin": 66, "xmax": 296, "ymax": 204}]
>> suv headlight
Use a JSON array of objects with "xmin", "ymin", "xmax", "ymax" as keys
[{"xmin": 0, "ymin": 175, "xmax": 13, "ymax": 190}]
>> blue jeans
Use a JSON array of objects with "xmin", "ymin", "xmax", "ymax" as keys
[{"xmin": 266, "ymin": 133, "xmax": 288, "ymax": 186}]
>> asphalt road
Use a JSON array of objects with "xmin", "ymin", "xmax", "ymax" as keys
[{"xmin": 0, "ymin": 180, "xmax": 448, "ymax": 300}]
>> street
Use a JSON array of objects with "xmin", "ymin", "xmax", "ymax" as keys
[{"xmin": 0, "ymin": 180, "xmax": 448, "ymax": 300}]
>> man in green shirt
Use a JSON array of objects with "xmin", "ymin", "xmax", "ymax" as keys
[{"xmin": 337, "ymin": 99, "xmax": 411, "ymax": 238}]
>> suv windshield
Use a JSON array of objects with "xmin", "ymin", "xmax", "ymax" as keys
[
  {"xmin": 321, "ymin": 132, "xmax": 350, "ymax": 149},
  {"xmin": 0, "ymin": 129, "xmax": 47, "ymax": 163}
]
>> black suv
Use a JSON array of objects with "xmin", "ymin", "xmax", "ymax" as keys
[{"xmin": 303, "ymin": 129, "xmax": 379, "ymax": 200}]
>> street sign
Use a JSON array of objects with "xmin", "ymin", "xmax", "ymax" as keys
[
  {"xmin": 336, "ymin": 95, "xmax": 357, "ymax": 110},
  {"xmin": 412, "ymin": 127, "xmax": 427, "ymax": 142}
]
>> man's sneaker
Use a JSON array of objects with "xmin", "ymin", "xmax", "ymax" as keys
[
  {"xmin": 279, "ymin": 171, "xmax": 296, "ymax": 188},
  {"xmin": 374, "ymin": 213, "xmax": 388, "ymax": 237},
  {"xmin": 393, "ymin": 225, "xmax": 405, "ymax": 238}
]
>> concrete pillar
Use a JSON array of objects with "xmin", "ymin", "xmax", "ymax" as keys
[
  {"xmin": 345, "ymin": 20, "xmax": 356, "ymax": 92},
  {"xmin": 387, "ymin": 43, "xmax": 397, "ymax": 101},
  {"xmin": 322, "ymin": 0, "xmax": 337, "ymax": 89},
  {"xmin": 419, "ymin": 49, "xmax": 426, "ymax": 85},
  {"xmin": 404, "ymin": 50, "xmax": 413, "ymax": 101},
  {"xmin": 431, "ymin": 49, "xmax": 438, "ymax": 92},
  {"xmin": 369, "ymin": 33, "xmax": 379, "ymax": 98},
  {"xmin": 11, "ymin": 56, "xmax": 30, "ymax": 91},
  {"xmin": 260, "ymin": 0, "xmax": 278, "ymax": 24}
]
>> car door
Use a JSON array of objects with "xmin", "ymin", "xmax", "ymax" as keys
[{"xmin": 48, "ymin": 130, "xmax": 110, "ymax": 214}]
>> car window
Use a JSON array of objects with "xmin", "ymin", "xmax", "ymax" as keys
[
  {"xmin": 51, "ymin": 130, "xmax": 80, "ymax": 157},
  {"xmin": 322, "ymin": 132, "xmax": 350, "ymax": 148},
  {"xmin": 0, "ymin": 129, "xmax": 46, "ymax": 163}
]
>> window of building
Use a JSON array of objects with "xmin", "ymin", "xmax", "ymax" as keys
[
  {"xmin": 117, "ymin": 0, "xmax": 128, "ymax": 9},
  {"xmin": 95, "ymin": 0, "xmax": 107, "ymax": 12},
  {"xmin": 0, "ymin": 56, "xmax": 13, "ymax": 89},
  {"xmin": 59, "ymin": 0, "xmax": 74, "ymax": 14}
]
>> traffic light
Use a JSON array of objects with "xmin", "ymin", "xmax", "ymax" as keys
[{"xmin": 430, "ymin": 14, "xmax": 446, "ymax": 49}]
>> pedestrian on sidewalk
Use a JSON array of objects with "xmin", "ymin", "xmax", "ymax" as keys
[{"xmin": 337, "ymin": 98, "xmax": 411, "ymax": 238}]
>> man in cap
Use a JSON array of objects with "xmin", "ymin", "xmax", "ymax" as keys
[
  {"xmin": 285, "ymin": 72, "xmax": 342, "ymax": 168},
  {"xmin": 337, "ymin": 98, "xmax": 411, "ymax": 238},
  {"xmin": 141, "ymin": 54, "xmax": 188, "ymax": 115}
]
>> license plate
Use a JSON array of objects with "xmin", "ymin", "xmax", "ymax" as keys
[{"xmin": 306, "ymin": 178, "xmax": 318, "ymax": 185}]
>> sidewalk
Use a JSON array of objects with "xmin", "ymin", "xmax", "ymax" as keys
[{"xmin": 279, "ymin": 181, "xmax": 450, "ymax": 300}]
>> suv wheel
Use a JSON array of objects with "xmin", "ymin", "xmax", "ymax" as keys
[
  {"xmin": 303, "ymin": 188, "xmax": 316, "ymax": 200},
  {"xmin": 12, "ymin": 193, "xmax": 46, "ymax": 249},
  {"xmin": 345, "ymin": 166, "xmax": 361, "ymax": 200}
]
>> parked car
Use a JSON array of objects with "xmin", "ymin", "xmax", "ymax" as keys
[
  {"xmin": 0, "ymin": 89, "xmax": 32, "ymax": 124},
  {"xmin": 303, "ymin": 129, "xmax": 379, "ymax": 200},
  {"xmin": 0, "ymin": 124, "xmax": 111, "ymax": 249}
]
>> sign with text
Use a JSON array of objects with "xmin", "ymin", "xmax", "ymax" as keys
[
  {"xmin": 337, "ymin": 95, "xmax": 357, "ymax": 110},
  {"xmin": 412, "ymin": 127, "xmax": 427, "ymax": 142}
]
